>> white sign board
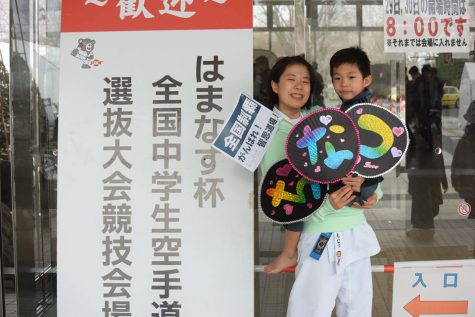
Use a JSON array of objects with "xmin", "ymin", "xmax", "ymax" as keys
[
  {"xmin": 384, "ymin": 0, "xmax": 470, "ymax": 53},
  {"xmin": 392, "ymin": 259, "xmax": 475, "ymax": 317},
  {"xmin": 58, "ymin": 2, "xmax": 254, "ymax": 316}
]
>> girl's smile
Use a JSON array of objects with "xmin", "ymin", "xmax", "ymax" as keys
[{"xmin": 271, "ymin": 64, "xmax": 311, "ymax": 119}]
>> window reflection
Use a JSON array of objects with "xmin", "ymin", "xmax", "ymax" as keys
[
  {"xmin": 253, "ymin": 32, "xmax": 270, "ymax": 51},
  {"xmin": 363, "ymin": 5, "xmax": 384, "ymax": 27},
  {"xmin": 270, "ymin": 31, "xmax": 296, "ymax": 57},
  {"xmin": 317, "ymin": 5, "xmax": 356, "ymax": 27},
  {"xmin": 7, "ymin": 0, "xmax": 59, "ymax": 316},
  {"xmin": 254, "ymin": 2, "xmax": 475, "ymax": 317},
  {"xmin": 273, "ymin": 5, "xmax": 294, "ymax": 28},
  {"xmin": 253, "ymin": 4, "xmax": 268, "ymax": 28}
]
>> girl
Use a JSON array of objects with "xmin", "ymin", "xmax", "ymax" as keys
[{"xmin": 259, "ymin": 55, "xmax": 365, "ymax": 274}]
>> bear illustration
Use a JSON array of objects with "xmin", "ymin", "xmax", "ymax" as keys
[{"xmin": 71, "ymin": 38, "xmax": 96, "ymax": 69}]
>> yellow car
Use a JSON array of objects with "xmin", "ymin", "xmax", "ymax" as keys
[{"xmin": 442, "ymin": 85, "xmax": 459, "ymax": 108}]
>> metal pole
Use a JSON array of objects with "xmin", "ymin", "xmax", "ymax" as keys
[{"xmin": 254, "ymin": 264, "xmax": 395, "ymax": 273}]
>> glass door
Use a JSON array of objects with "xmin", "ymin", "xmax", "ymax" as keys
[
  {"xmin": 8, "ymin": 0, "xmax": 60, "ymax": 315},
  {"xmin": 253, "ymin": 1, "xmax": 475, "ymax": 316}
]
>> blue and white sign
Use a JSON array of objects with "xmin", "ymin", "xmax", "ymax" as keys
[
  {"xmin": 392, "ymin": 259, "xmax": 475, "ymax": 317},
  {"xmin": 213, "ymin": 93, "xmax": 280, "ymax": 171}
]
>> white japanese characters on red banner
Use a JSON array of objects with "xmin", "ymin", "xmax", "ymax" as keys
[
  {"xmin": 58, "ymin": 1, "xmax": 254, "ymax": 317},
  {"xmin": 384, "ymin": 0, "xmax": 470, "ymax": 53},
  {"xmin": 392, "ymin": 259, "xmax": 475, "ymax": 317}
]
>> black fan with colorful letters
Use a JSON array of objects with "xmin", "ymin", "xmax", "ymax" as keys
[
  {"xmin": 286, "ymin": 108, "xmax": 360, "ymax": 184},
  {"xmin": 259, "ymin": 159, "xmax": 327, "ymax": 224}
]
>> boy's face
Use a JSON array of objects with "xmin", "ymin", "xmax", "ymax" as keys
[{"xmin": 332, "ymin": 63, "xmax": 372, "ymax": 102}]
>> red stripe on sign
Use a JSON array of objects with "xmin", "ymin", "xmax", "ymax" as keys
[
  {"xmin": 384, "ymin": 265, "xmax": 394, "ymax": 272},
  {"xmin": 61, "ymin": 1, "xmax": 252, "ymax": 32}
]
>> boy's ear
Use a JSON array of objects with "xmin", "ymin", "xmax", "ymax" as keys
[{"xmin": 363, "ymin": 75, "xmax": 372, "ymax": 88}]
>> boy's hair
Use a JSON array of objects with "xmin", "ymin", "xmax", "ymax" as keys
[
  {"xmin": 266, "ymin": 55, "xmax": 316, "ymax": 110},
  {"xmin": 329, "ymin": 47, "xmax": 371, "ymax": 78}
]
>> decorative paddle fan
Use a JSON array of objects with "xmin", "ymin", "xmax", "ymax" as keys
[
  {"xmin": 345, "ymin": 103, "xmax": 409, "ymax": 178},
  {"xmin": 259, "ymin": 159, "xmax": 327, "ymax": 224},
  {"xmin": 286, "ymin": 108, "xmax": 360, "ymax": 184}
]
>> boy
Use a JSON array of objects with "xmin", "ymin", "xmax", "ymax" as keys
[
  {"xmin": 265, "ymin": 47, "xmax": 382, "ymax": 275},
  {"xmin": 285, "ymin": 46, "xmax": 383, "ymax": 317}
]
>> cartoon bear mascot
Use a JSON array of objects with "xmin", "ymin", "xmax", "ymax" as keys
[{"xmin": 71, "ymin": 38, "xmax": 95, "ymax": 69}]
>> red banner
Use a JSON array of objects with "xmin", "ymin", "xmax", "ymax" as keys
[{"xmin": 61, "ymin": 0, "xmax": 252, "ymax": 32}]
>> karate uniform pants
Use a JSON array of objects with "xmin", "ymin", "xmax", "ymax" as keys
[{"xmin": 287, "ymin": 223, "xmax": 379, "ymax": 317}]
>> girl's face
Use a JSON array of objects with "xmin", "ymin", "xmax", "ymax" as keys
[
  {"xmin": 331, "ymin": 63, "xmax": 372, "ymax": 102},
  {"xmin": 271, "ymin": 63, "xmax": 311, "ymax": 118}
]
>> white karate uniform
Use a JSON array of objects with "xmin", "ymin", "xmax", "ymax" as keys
[{"xmin": 286, "ymin": 222, "xmax": 380, "ymax": 317}]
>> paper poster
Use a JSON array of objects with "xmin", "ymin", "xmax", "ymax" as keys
[
  {"xmin": 58, "ymin": 2, "xmax": 254, "ymax": 316},
  {"xmin": 213, "ymin": 93, "xmax": 281, "ymax": 171}
]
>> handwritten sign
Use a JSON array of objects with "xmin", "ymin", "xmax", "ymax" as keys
[{"xmin": 213, "ymin": 93, "xmax": 281, "ymax": 171}]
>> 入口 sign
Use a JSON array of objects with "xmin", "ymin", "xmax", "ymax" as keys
[{"xmin": 392, "ymin": 259, "xmax": 475, "ymax": 316}]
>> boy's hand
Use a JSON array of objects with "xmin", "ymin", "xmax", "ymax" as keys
[
  {"xmin": 352, "ymin": 192, "xmax": 377, "ymax": 209},
  {"xmin": 341, "ymin": 175, "xmax": 364, "ymax": 192},
  {"xmin": 328, "ymin": 185, "xmax": 355, "ymax": 210}
]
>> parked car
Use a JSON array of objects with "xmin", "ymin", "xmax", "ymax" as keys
[{"xmin": 442, "ymin": 85, "xmax": 459, "ymax": 108}]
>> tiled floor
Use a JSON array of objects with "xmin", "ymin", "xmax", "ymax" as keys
[
  {"xmin": 4, "ymin": 291, "xmax": 17, "ymax": 317},
  {"xmin": 3, "ymin": 289, "xmax": 57, "ymax": 317},
  {"xmin": 257, "ymin": 204, "xmax": 474, "ymax": 316}
]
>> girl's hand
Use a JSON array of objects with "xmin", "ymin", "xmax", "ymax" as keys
[
  {"xmin": 341, "ymin": 176, "xmax": 364, "ymax": 192},
  {"xmin": 328, "ymin": 185, "xmax": 355, "ymax": 210},
  {"xmin": 352, "ymin": 192, "xmax": 377, "ymax": 209}
]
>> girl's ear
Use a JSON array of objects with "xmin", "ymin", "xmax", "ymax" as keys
[
  {"xmin": 363, "ymin": 75, "xmax": 372, "ymax": 88},
  {"xmin": 271, "ymin": 80, "xmax": 279, "ymax": 94}
]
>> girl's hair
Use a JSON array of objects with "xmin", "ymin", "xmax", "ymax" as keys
[
  {"xmin": 265, "ymin": 55, "xmax": 316, "ymax": 110},
  {"xmin": 329, "ymin": 46, "xmax": 371, "ymax": 78}
]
